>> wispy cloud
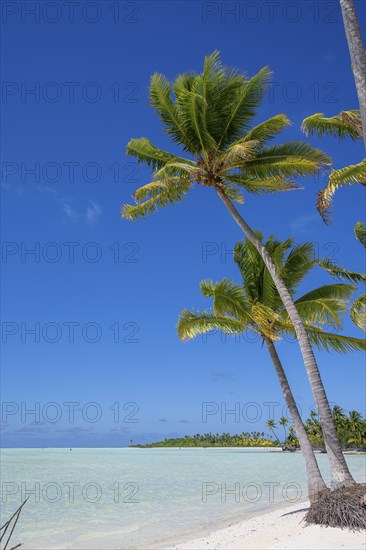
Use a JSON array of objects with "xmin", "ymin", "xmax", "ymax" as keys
[
  {"xmin": 5, "ymin": 184, "xmax": 103, "ymax": 225},
  {"xmin": 290, "ymin": 214, "xmax": 318, "ymax": 232},
  {"xmin": 86, "ymin": 201, "xmax": 102, "ymax": 224},
  {"xmin": 43, "ymin": 188, "xmax": 102, "ymax": 224},
  {"xmin": 62, "ymin": 201, "xmax": 79, "ymax": 221}
]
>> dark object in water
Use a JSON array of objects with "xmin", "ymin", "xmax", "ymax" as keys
[
  {"xmin": 0, "ymin": 498, "xmax": 28, "ymax": 550},
  {"xmin": 305, "ymin": 483, "xmax": 366, "ymax": 530},
  {"xmin": 282, "ymin": 445, "xmax": 297, "ymax": 452}
]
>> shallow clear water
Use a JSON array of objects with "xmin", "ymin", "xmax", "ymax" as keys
[{"xmin": 1, "ymin": 448, "xmax": 365, "ymax": 549}]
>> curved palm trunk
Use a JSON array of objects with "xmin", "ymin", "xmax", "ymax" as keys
[
  {"xmin": 216, "ymin": 188, "xmax": 355, "ymax": 487},
  {"xmin": 340, "ymin": 0, "xmax": 366, "ymax": 148},
  {"xmin": 266, "ymin": 338, "xmax": 327, "ymax": 503}
]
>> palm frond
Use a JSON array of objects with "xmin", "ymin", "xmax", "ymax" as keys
[
  {"xmin": 150, "ymin": 73, "xmax": 187, "ymax": 144},
  {"xmin": 301, "ymin": 111, "xmax": 362, "ymax": 141},
  {"xmin": 122, "ymin": 179, "xmax": 191, "ymax": 220},
  {"xmin": 234, "ymin": 238, "xmax": 264, "ymax": 302},
  {"xmin": 296, "ymin": 283, "xmax": 356, "ymax": 303},
  {"xmin": 178, "ymin": 89, "xmax": 217, "ymax": 155},
  {"xmin": 304, "ymin": 326, "xmax": 366, "ymax": 353},
  {"xmin": 251, "ymin": 303, "xmax": 281, "ymax": 340},
  {"xmin": 173, "ymin": 73, "xmax": 197, "ymax": 98},
  {"xmin": 350, "ymin": 294, "xmax": 366, "ymax": 332},
  {"xmin": 126, "ymin": 137, "xmax": 192, "ymax": 170},
  {"xmin": 293, "ymin": 284, "xmax": 356, "ymax": 327},
  {"xmin": 354, "ymin": 222, "xmax": 366, "ymax": 248},
  {"xmin": 206, "ymin": 278, "xmax": 250, "ymax": 320},
  {"xmin": 319, "ymin": 259, "xmax": 366, "ymax": 284},
  {"xmin": 225, "ymin": 174, "xmax": 301, "ymax": 194},
  {"xmin": 238, "ymin": 114, "xmax": 291, "ymax": 144},
  {"xmin": 339, "ymin": 111, "xmax": 363, "ymax": 138},
  {"xmin": 222, "ymin": 182, "xmax": 245, "ymax": 204},
  {"xmin": 177, "ymin": 309, "xmax": 244, "ymax": 341},
  {"xmin": 217, "ymin": 140, "xmax": 259, "ymax": 172},
  {"xmin": 281, "ymin": 242, "xmax": 317, "ymax": 293},
  {"xmin": 317, "ymin": 159, "xmax": 366, "ymax": 222},
  {"xmin": 200, "ymin": 279, "xmax": 216, "ymax": 298},
  {"xmin": 154, "ymin": 161, "xmax": 199, "ymax": 179},
  {"xmin": 218, "ymin": 66, "xmax": 273, "ymax": 148},
  {"xmin": 243, "ymin": 141, "xmax": 331, "ymax": 179}
]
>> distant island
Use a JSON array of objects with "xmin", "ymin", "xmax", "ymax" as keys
[
  {"xmin": 130, "ymin": 407, "xmax": 366, "ymax": 450},
  {"xmin": 130, "ymin": 432, "xmax": 279, "ymax": 448}
]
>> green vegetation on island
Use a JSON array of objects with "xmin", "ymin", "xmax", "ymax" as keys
[
  {"xmin": 132, "ymin": 432, "xmax": 277, "ymax": 448},
  {"xmin": 131, "ymin": 407, "xmax": 366, "ymax": 450}
]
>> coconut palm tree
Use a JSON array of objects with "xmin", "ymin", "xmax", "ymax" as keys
[
  {"xmin": 339, "ymin": 0, "xmax": 366, "ymax": 147},
  {"xmin": 287, "ymin": 425, "xmax": 298, "ymax": 446},
  {"xmin": 305, "ymin": 410, "xmax": 325, "ymax": 451},
  {"xmin": 347, "ymin": 411, "xmax": 366, "ymax": 447},
  {"xmin": 122, "ymin": 52, "xmax": 355, "ymax": 486},
  {"xmin": 177, "ymin": 236, "xmax": 365, "ymax": 499},
  {"xmin": 301, "ymin": 110, "xmax": 366, "ymax": 222},
  {"xmin": 266, "ymin": 420, "xmax": 281, "ymax": 445},
  {"xmin": 279, "ymin": 416, "xmax": 289, "ymax": 441}
]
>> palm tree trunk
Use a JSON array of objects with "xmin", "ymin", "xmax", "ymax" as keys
[
  {"xmin": 269, "ymin": 426, "xmax": 282, "ymax": 446},
  {"xmin": 340, "ymin": 0, "xmax": 366, "ymax": 149},
  {"xmin": 216, "ymin": 187, "xmax": 355, "ymax": 487},
  {"xmin": 266, "ymin": 338, "xmax": 327, "ymax": 503}
]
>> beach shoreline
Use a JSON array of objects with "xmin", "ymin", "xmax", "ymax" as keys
[{"xmin": 156, "ymin": 499, "xmax": 366, "ymax": 550}]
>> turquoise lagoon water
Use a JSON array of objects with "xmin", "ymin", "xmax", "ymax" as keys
[{"xmin": 1, "ymin": 448, "xmax": 365, "ymax": 549}]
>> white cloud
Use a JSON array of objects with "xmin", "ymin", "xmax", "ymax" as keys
[
  {"xmin": 62, "ymin": 201, "xmax": 79, "ymax": 221},
  {"xmin": 290, "ymin": 214, "xmax": 318, "ymax": 232},
  {"xmin": 86, "ymin": 201, "xmax": 102, "ymax": 224}
]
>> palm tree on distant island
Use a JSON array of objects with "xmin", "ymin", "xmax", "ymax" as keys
[
  {"xmin": 279, "ymin": 416, "xmax": 289, "ymax": 442},
  {"xmin": 177, "ymin": 235, "xmax": 365, "ymax": 501},
  {"xmin": 266, "ymin": 420, "xmax": 282, "ymax": 446},
  {"xmin": 122, "ymin": 52, "xmax": 357, "ymax": 488}
]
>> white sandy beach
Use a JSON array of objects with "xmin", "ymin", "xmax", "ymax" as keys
[{"xmin": 164, "ymin": 500, "xmax": 366, "ymax": 550}]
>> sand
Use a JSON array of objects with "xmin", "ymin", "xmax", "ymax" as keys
[{"xmin": 163, "ymin": 500, "xmax": 366, "ymax": 550}]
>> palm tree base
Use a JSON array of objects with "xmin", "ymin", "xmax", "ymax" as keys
[{"xmin": 305, "ymin": 483, "xmax": 366, "ymax": 529}]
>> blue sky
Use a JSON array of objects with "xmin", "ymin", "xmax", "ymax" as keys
[{"xmin": 1, "ymin": 0, "xmax": 365, "ymax": 447}]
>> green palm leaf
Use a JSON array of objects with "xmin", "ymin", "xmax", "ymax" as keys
[
  {"xmin": 304, "ymin": 326, "xmax": 366, "ymax": 353},
  {"xmin": 293, "ymin": 284, "xmax": 356, "ymax": 327},
  {"xmin": 150, "ymin": 73, "xmax": 187, "ymax": 145},
  {"xmin": 200, "ymin": 278, "xmax": 250, "ymax": 320},
  {"xmin": 350, "ymin": 294, "xmax": 366, "ymax": 332},
  {"xmin": 238, "ymin": 114, "xmax": 292, "ymax": 144},
  {"xmin": 122, "ymin": 179, "xmax": 191, "ymax": 220},
  {"xmin": 301, "ymin": 110, "xmax": 362, "ymax": 141},
  {"xmin": 225, "ymin": 174, "xmax": 301, "ymax": 194},
  {"xmin": 244, "ymin": 142, "xmax": 331, "ymax": 179},
  {"xmin": 319, "ymin": 259, "xmax": 366, "ymax": 284},
  {"xmin": 126, "ymin": 138, "xmax": 193, "ymax": 171},
  {"xmin": 354, "ymin": 222, "xmax": 366, "ymax": 248},
  {"xmin": 221, "ymin": 182, "xmax": 245, "ymax": 204},
  {"xmin": 177, "ymin": 309, "xmax": 244, "ymax": 341},
  {"xmin": 178, "ymin": 90, "xmax": 217, "ymax": 155},
  {"xmin": 217, "ymin": 140, "xmax": 259, "ymax": 172},
  {"xmin": 317, "ymin": 159, "xmax": 366, "ymax": 222},
  {"xmin": 217, "ymin": 66, "xmax": 273, "ymax": 148},
  {"xmin": 281, "ymin": 242, "xmax": 317, "ymax": 293}
]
